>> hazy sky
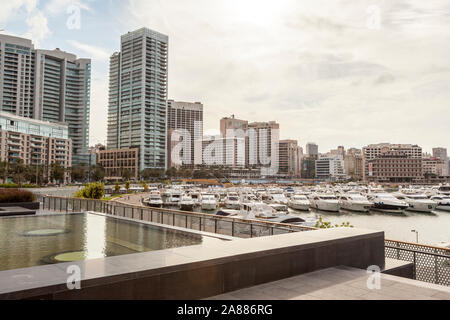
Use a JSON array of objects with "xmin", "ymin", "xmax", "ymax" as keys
[{"xmin": 1, "ymin": 0, "xmax": 450, "ymax": 154}]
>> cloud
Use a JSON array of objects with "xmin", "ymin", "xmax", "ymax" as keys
[
  {"xmin": 66, "ymin": 40, "xmax": 110, "ymax": 60},
  {"xmin": 44, "ymin": 0, "xmax": 91, "ymax": 15},
  {"xmin": 23, "ymin": 10, "xmax": 50, "ymax": 47}
]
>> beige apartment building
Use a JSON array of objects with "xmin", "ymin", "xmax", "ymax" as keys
[
  {"xmin": 97, "ymin": 148, "xmax": 139, "ymax": 181},
  {"xmin": 278, "ymin": 139, "xmax": 301, "ymax": 177},
  {"xmin": 0, "ymin": 112, "xmax": 72, "ymax": 182}
]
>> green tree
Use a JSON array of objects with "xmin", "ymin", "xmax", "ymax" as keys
[
  {"xmin": 91, "ymin": 165, "xmax": 105, "ymax": 182},
  {"xmin": 11, "ymin": 160, "xmax": 27, "ymax": 188},
  {"xmin": 165, "ymin": 167, "xmax": 177, "ymax": 178},
  {"xmin": 141, "ymin": 181, "xmax": 149, "ymax": 192},
  {"xmin": 0, "ymin": 161, "xmax": 10, "ymax": 184},
  {"xmin": 71, "ymin": 165, "xmax": 87, "ymax": 182},
  {"xmin": 121, "ymin": 168, "xmax": 132, "ymax": 181},
  {"xmin": 114, "ymin": 182, "xmax": 121, "ymax": 193},
  {"xmin": 314, "ymin": 217, "xmax": 354, "ymax": 229},
  {"xmin": 124, "ymin": 181, "xmax": 131, "ymax": 193},
  {"xmin": 75, "ymin": 182, "xmax": 105, "ymax": 199},
  {"xmin": 50, "ymin": 162, "xmax": 65, "ymax": 183}
]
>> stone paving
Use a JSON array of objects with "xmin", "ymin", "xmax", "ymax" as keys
[{"xmin": 208, "ymin": 266, "xmax": 450, "ymax": 300}]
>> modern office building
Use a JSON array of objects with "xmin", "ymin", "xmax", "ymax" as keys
[
  {"xmin": 315, "ymin": 155, "xmax": 346, "ymax": 181},
  {"xmin": 0, "ymin": 112, "xmax": 72, "ymax": 182},
  {"xmin": 278, "ymin": 139, "xmax": 301, "ymax": 177},
  {"xmin": 0, "ymin": 34, "xmax": 91, "ymax": 167},
  {"xmin": 107, "ymin": 28, "xmax": 168, "ymax": 171},
  {"xmin": 306, "ymin": 142, "xmax": 319, "ymax": 156},
  {"xmin": 97, "ymin": 147, "xmax": 139, "ymax": 181},
  {"xmin": 167, "ymin": 100, "xmax": 203, "ymax": 168},
  {"xmin": 432, "ymin": 148, "xmax": 449, "ymax": 176},
  {"xmin": 362, "ymin": 143, "xmax": 422, "ymax": 181}
]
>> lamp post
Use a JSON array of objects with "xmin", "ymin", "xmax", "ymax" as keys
[{"xmin": 411, "ymin": 229, "xmax": 419, "ymax": 243}]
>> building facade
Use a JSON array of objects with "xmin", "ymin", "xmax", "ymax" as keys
[
  {"xmin": 0, "ymin": 112, "xmax": 72, "ymax": 182},
  {"xmin": 202, "ymin": 135, "xmax": 245, "ymax": 168},
  {"xmin": 306, "ymin": 142, "xmax": 319, "ymax": 156},
  {"xmin": 278, "ymin": 139, "xmax": 301, "ymax": 177},
  {"xmin": 362, "ymin": 143, "xmax": 422, "ymax": 181},
  {"xmin": 315, "ymin": 155, "xmax": 346, "ymax": 181},
  {"xmin": 423, "ymin": 157, "xmax": 447, "ymax": 177},
  {"xmin": 0, "ymin": 34, "xmax": 91, "ymax": 167},
  {"xmin": 107, "ymin": 28, "xmax": 168, "ymax": 171},
  {"xmin": 366, "ymin": 150, "xmax": 423, "ymax": 183},
  {"xmin": 97, "ymin": 148, "xmax": 139, "ymax": 181},
  {"xmin": 167, "ymin": 100, "xmax": 203, "ymax": 168},
  {"xmin": 247, "ymin": 121, "xmax": 279, "ymax": 173},
  {"xmin": 344, "ymin": 148, "xmax": 363, "ymax": 180}
]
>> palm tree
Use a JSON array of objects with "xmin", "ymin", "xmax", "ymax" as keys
[{"xmin": 0, "ymin": 161, "xmax": 9, "ymax": 184}]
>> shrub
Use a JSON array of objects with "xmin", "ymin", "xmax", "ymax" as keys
[
  {"xmin": 75, "ymin": 182, "xmax": 105, "ymax": 199},
  {"xmin": 314, "ymin": 216, "xmax": 354, "ymax": 229},
  {"xmin": 0, "ymin": 183, "xmax": 38, "ymax": 189},
  {"xmin": 0, "ymin": 189, "xmax": 35, "ymax": 203}
]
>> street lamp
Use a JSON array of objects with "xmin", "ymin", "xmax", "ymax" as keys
[{"xmin": 411, "ymin": 230, "xmax": 419, "ymax": 243}]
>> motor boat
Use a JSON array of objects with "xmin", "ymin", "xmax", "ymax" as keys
[
  {"xmin": 394, "ymin": 193, "xmax": 437, "ymax": 213},
  {"xmin": 190, "ymin": 192, "xmax": 201, "ymax": 206},
  {"xmin": 309, "ymin": 194, "xmax": 341, "ymax": 212},
  {"xmin": 367, "ymin": 192, "xmax": 408, "ymax": 213},
  {"xmin": 430, "ymin": 195, "xmax": 450, "ymax": 212},
  {"xmin": 287, "ymin": 194, "xmax": 310, "ymax": 211},
  {"xmin": 268, "ymin": 203, "xmax": 289, "ymax": 212},
  {"xmin": 142, "ymin": 192, "xmax": 163, "ymax": 208},
  {"xmin": 200, "ymin": 193, "xmax": 218, "ymax": 211},
  {"xmin": 179, "ymin": 194, "xmax": 195, "ymax": 211},
  {"xmin": 266, "ymin": 189, "xmax": 289, "ymax": 205},
  {"xmin": 225, "ymin": 192, "xmax": 241, "ymax": 209},
  {"xmin": 339, "ymin": 193, "xmax": 372, "ymax": 213}
]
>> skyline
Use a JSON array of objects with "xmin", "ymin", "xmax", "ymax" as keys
[{"xmin": 1, "ymin": 0, "xmax": 450, "ymax": 153}]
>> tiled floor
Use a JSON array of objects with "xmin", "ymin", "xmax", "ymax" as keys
[{"xmin": 208, "ymin": 266, "xmax": 450, "ymax": 300}]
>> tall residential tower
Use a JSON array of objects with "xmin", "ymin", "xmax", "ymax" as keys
[{"xmin": 107, "ymin": 28, "xmax": 169, "ymax": 171}]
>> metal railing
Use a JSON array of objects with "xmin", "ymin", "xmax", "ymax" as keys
[
  {"xmin": 40, "ymin": 195, "xmax": 316, "ymax": 238},
  {"xmin": 385, "ymin": 239, "xmax": 450, "ymax": 286}
]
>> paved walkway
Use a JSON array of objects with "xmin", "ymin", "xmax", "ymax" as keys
[{"xmin": 208, "ymin": 266, "xmax": 450, "ymax": 300}]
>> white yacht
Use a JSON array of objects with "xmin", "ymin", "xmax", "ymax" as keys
[
  {"xmin": 190, "ymin": 192, "xmax": 201, "ymax": 206},
  {"xmin": 224, "ymin": 192, "xmax": 241, "ymax": 209},
  {"xmin": 268, "ymin": 203, "xmax": 289, "ymax": 212},
  {"xmin": 142, "ymin": 192, "xmax": 163, "ymax": 208},
  {"xmin": 179, "ymin": 195, "xmax": 195, "ymax": 211},
  {"xmin": 309, "ymin": 194, "xmax": 341, "ymax": 212},
  {"xmin": 339, "ymin": 193, "xmax": 372, "ymax": 213},
  {"xmin": 287, "ymin": 194, "xmax": 310, "ymax": 211},
  {"xmin": 367, "ymin": 192, "xmax": 408, "ymax": 213},
  {"xmin": 267, "ymin": 189, "xmax": 289, "ymax": 205},
  {"xmin": 200, "ymin": 193, "xmax": 218, "ymax": 211},
  {"xmin": 394, "ymin": 193, "xmax": 437, "ymax": 213},
  {"xmin": 430, "ymin": 195, "xmax": 450, "ymax": 212}
]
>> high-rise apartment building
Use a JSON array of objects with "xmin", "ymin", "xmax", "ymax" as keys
[
  {"xmin": 167, "ymin": 100, "xmax": 203, "ymax": 168},
  {"xmin": 344, "ymin": 148, "xmax": 363, "ymax": 180},
  {"xmin": 278, "ymin": 139, "xmax": 301, "ymax": 177},
  {"xmin": 107, "ymin": 28, "xmax": 168, "ymax": 171},
  {"xmin": 247, "ymin": 121, "xmax": 279, "ymax": 173},
  {"xmin": 0, "ymin": 34, "xmax": 91, "ymax": 166},
  {"xmin": 220, "ymin": 115, "xmax": 248, "ymax": 137},
  {"xmin": 306, "ymin": 142, "xmax": 319, "ymax": 156},
  {"xmin": 202, "ymin": 135, "xmax": 245, "ymax": 168}
]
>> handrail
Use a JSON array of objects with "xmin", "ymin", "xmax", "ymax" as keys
[
  {"xmin": 385, "ymin": 245, "xmax": 450, "ymax": 258},
  {"xmin": 386, "ymin": 238, "xmax": 450, "ymax": 252},
  {"xmin": 42, "ymin": 195, "xmax": 317, "ymax": 232}
]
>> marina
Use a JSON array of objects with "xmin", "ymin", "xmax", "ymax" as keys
[{"xmin": 88, "ymin": 183, "xmax": 450, "ymax": 247}]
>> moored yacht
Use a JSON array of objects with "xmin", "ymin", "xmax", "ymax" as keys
[
  {"xmin": 430, "ymin": 195, "xmax": 450, "ymax": 212},
  {"xmin": 367, "ymin": 192, "xmax": 408, "ymax": 213},
  {"xmin": 339, "ymin": 193, "xmax": 372, "ymax": 213},
  {"xmin": 394, "ymin": 193, "xmax": 437, "ymax": 213},
  {"xmin": 287, "ymin": 194, "xmax": 310, "ymax": 211},
  {"xmin": 142, "ymin": 192, "xmax": 163, "ymax": 208},
  {"xmin": 225, "ymin": 192, "xmax": 241, "ymax": 209},
  {"xmin": 179, "ymin": 194, "xmax": 195, "ymax": 211},
  {"xmin": 309, "ymin": 194, "xmax": 341, "ymax": 212},
  {"xmin": 200, "ymin": 193, "xmax": 218, "ymax": 211}
]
